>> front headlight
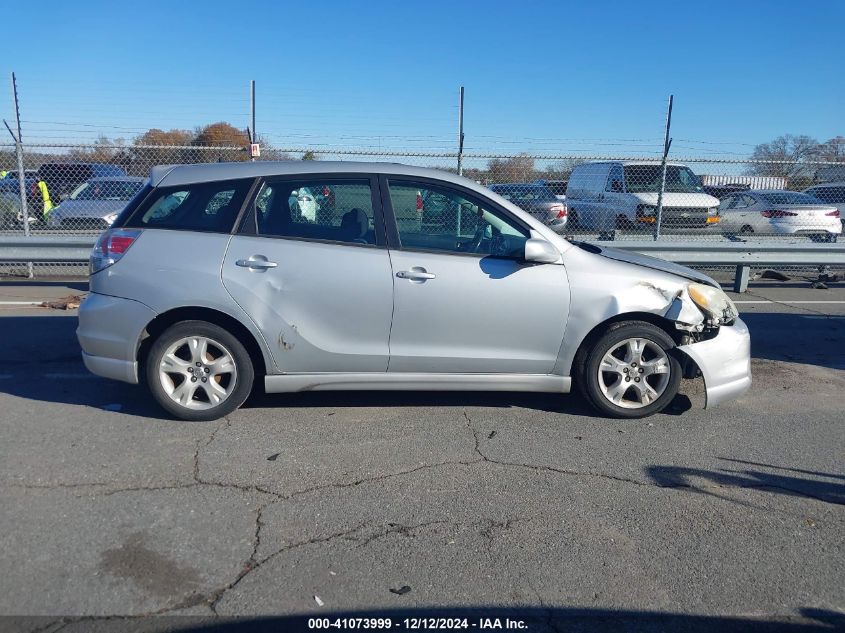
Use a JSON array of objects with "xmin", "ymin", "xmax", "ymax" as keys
[
  {"xmin": 687, "ymin": 283, "xmax": 738, "ymax": 323},
  {"xmin": 104, "ymin": 212, "xmax": 118, "ymax": 225}
]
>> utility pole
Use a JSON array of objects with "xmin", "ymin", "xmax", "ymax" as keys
[
  {"xmin": 8, "ymin": 72, "xmax": 33, "ymax": 277},
  {"xmin": 654, "ymin": 94, "xmax": 673, "ymax": 241},
  {"xmin": 457, "ymin": 86, "xmax": 465, "ymax": 176}
]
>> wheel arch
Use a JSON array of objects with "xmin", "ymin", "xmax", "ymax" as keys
[
  {"xmin": 570, "ymin": 311, "xmax": 685, "ymax": 378},
  {"xmin": 138, "ymin": 306, "xmax": 271, "ymax": 378}
]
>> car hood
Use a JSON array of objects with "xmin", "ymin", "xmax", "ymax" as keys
[
  {"xmin": 50, "ymin": 199, "xmax": 128, "ymax": 218},
  {"xmin": 571, "ymin": 241, "xmax": 719, "ymax": 287},
  {"xmin": 629, "ymin": 191, "xmax": 720, "ymax": 207}
]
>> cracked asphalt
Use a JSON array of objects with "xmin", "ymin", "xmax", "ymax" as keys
[{"xmin": 0, "ymin": 281, "xmax": 843, "ymax": 631}]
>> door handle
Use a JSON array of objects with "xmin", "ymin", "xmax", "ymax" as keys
[
  {"xmin": 396, "ymin": 269, "xmax": 436, "ymax": 281},
  {"xmin": 236, "ymin": 256, "xmax": 278, "ymax": 270}
]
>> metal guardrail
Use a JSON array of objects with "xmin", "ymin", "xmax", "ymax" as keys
[
  {"xmin": 0, "ymin": 236, "xmax": 843, "ymax": 292},
  {"xmin": 0, "ymin": 236, "xmax": 98, "ymax": 263},
  {"xmin": 606, "ymin": 240, "xmax": 845, "ymax": 291}
]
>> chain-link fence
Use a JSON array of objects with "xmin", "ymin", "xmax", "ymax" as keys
[{"xmin": 1, "ymin": 143, "xmax": 844, "ymax": 279}]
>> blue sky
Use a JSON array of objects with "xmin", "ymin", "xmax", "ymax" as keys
[{"xmin": 1, "ymin": 0, "xmax": 843, "ymax": 157}]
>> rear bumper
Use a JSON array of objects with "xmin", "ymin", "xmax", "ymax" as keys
[
  {"xmin": 82, "ymin": 351, "xmax": 138, "ymax": 383},
  {"xmin": 677, "ymin": 317, "xmax": 751, "ymax": 408},
  {"xmin": 767, "ymin": 220, "xmax": 842, "ymax": 235},
  {"xmin": 77, "ymin": 292, "xmax": 155, "ymax": 385}
]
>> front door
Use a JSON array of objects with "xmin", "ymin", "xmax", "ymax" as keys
[
  {"xmin": 222, "ymin": 176, "xmax": 394, "ymax": 373},
  {"xmin": 383, "ymin": 178, "xmax": 570, "ymax": 374}
]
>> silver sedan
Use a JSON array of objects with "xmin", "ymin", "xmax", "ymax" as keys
[{"xmin": 718, "ymin": 190, "xmax": 841, "ymax": 241}]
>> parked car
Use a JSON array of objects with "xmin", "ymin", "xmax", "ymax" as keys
[
  {"xmin": 37, "ymin": 162, "xmax": 127, "ymax": 204},
  {"xmin": 488, "ymin": 183, "xmax": 568, "ymax": 233},
  {"xmin": 0, "ymin": 177, "xmax": 44, "ymax": 228},
  {"xmin": 565, "ymin": 161, "xmax": 720, "ymax": 236},
  {"xmin": 803, "ymin": 182, "xmax": 845, "ymax": 231},
  {"xmin": 718, "ymin": 190, "xmax": 840, "ymax": 241},
  {"xmin": 536, "ymin": 179, "xmax": 568, "ymax": 200},
  {"xmin": 703, "ymin": 183, "xmax": 750, "ymax": 199},
  {"xmin": 78, "ymin": 161, "xmax": 750, "ymax": 421},
  {"xmin": 46, "ymin": 177, "xmax": 146, "ymax": 230}
]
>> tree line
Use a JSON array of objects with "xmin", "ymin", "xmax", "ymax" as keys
[{"xmin": 2, "ymin": 124, "xmax": 842, "ymax": 186}]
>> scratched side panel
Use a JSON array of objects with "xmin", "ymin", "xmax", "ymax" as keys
[{"xmin": 221, "ymin": 235, "xmax": 394, "ymax": 373}]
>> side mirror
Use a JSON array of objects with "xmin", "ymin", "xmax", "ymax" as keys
[{"xmin": 523, "ymin": 238, "xmax": 559, "ymax": 264}]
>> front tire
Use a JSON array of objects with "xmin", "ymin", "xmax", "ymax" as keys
[
  {"xmin": 578, "ymin": 321, "xmax": 681, "ymax": 418},
  {"xmin": 146, "ymin": 320, "xmax": 255, "ymax": 421}
]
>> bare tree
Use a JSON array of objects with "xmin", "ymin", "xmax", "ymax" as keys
[
  {"xmin": 817, "ymin": 136, "xmax": 845, "ymax": 162},
  {"xmin": 748, "ymin": 134, "xmax": 819, "ymax": 180},
  {"xmin": 487, "ymin": 154, "xmax": 536, "ymax": 183}
]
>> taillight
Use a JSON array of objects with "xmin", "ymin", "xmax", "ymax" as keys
[
  {"xmin": 90, "ymin": 228, "xmax": 141, "ymax": 274},
  {"xmin": 550, "ymin": 203, "xmax": 567, "ymax": 218},
  {"xmin": 826, "ymin": 210, "xmax": 840, "ymax": 217},
  {"xmin": 761, "ymin": 210, "xmax": 798, "ymax": 218},
  {"xmin": 416, "ymin": 191, "xmax": 423, "ymax": 212}
]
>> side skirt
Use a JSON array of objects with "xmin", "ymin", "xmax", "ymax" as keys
[{"xmin": 264, "ymin": 373, "xmax": 571, "ymax": 394}]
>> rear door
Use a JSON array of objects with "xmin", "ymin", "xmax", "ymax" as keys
[
  {"xmin": 382, "ymin": 176, "xmax": 570, "ymax": 374},
  {"xmin": 222, "ymin": 175, "xmax": 394, "ymax": 373}
]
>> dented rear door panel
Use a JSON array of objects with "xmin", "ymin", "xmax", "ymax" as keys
[{"xmin": 222, "ymin": 236, "xmax": 393, "ymax": 373}]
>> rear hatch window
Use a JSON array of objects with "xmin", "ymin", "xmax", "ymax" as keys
[{"xmin": 123, "ymin": 179, "xmax": 253, "ymax": 233}]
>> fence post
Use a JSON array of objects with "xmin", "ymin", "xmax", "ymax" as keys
[
  {"xmin": 654, "ymin": 94, "xmax": 673, "ymax": 241},
  {"xmin": 457, "ymin": 86, "xmax": 465, "ymax": 176},
  {"xmin": 8, "ymin": 72, "xmax": 33, "ymax": 278}
]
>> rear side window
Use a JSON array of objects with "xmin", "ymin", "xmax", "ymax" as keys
[
  {"xmin": 125, "ymin": 179, "xmax": 252, "ymax": 232},
  {"xmin": 255, "ymin": 179, "xmax": 379, "ymax": 245}
]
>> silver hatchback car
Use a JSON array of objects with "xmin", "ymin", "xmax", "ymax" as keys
[{"xmin": 77, "ymin": 162, "xmax": 751, "ymax": 421}]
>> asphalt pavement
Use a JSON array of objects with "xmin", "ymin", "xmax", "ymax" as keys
[{"xmin": 0, "ymin": 279, "xmax": 843, "ymax": 632}]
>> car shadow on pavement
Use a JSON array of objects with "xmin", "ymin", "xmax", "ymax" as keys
[
  {"xmin": 16, "ymin": 607, "xmax": 844, "ymax": 632},
  {"xmin": 1, "ymin": 310, "xmax": 840, "ymax": 420},
  {"xmin": 741, "ymin": 311, "xmax": 845, "ymax": 371},
  {"xmin": 243, "ymin": 388, "xmax": 605, "ymax": 417},
  {"xmin": 645, "ymin": 462, "xmax": 845, "ymax": 506}
]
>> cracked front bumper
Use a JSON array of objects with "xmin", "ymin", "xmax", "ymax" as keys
[{"xmin": 676, "ymin": 317, "xmax": 751, "ymax": 408}]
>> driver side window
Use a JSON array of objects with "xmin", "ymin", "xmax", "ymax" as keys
[{"xmin": 387, "ymin": 180, "xmax": 528, "ymax": 258}]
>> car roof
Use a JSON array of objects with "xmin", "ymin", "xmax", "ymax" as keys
[
  {"xmin": 751, "ymin": 189, "xmax": 813, "ymax": 194},
  {"xmin": 576, "ymin": 161, "xmax": 688, "ymax": 167},
  {"xmin": 86, "ymin": 176, "xmax": 146, "ymax": 183},
  {"xmin": 490, "ymin": 183, "xmax": 547, "ymax": 188},
  {"xmin": 151, "ymin": 161, "xmax": 473, "ymax": 189}
]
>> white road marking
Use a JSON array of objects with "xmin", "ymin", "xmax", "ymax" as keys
[
  {"xmin": 734, "ymin": 300, "xmax": 845, "ymax": 304},
  {"xmin": 0, "ymin": 301, "xmax": 43, "ymax": 305}
]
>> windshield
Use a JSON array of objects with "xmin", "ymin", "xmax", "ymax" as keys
[
  {"xmin": 70, "ymin": 180, "xmax": 144, "ymax": 201},
  {"xmin": 624, "ymin": 165, "xmax": 704, "ymax": 194},
  {"xmin": 492, "ymin": 185, "xmax": 557, "ymax": 202},
  {"xmin": 758, "ymin": 191, "xmax": 823, "ymax": 205}
]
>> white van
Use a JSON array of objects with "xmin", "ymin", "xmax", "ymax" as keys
[{"xmin": 565, "ymin": 161, "xmax": 720, "ymax": 235}]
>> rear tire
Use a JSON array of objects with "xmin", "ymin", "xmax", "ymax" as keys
[
  {"xmin": 577, "ymin": 321, "xmax": 682, "ymax": 419},
  {"xmin": 145, "ymin": 320, "xmax": 255, "ymax": 421}
]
